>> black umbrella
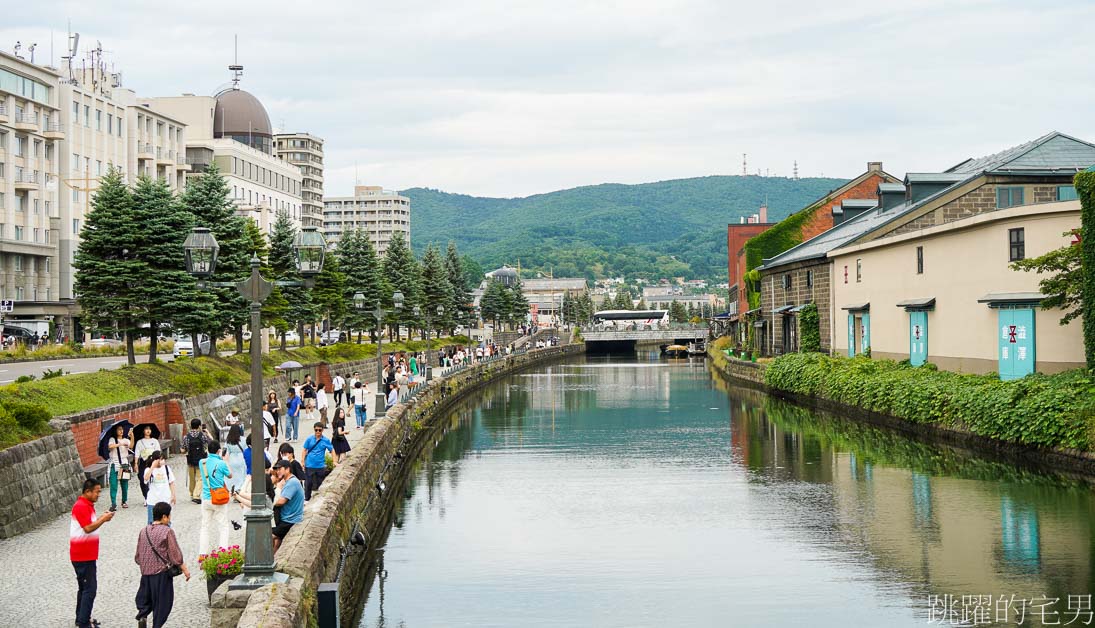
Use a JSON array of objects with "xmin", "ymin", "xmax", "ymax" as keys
[
  {"xmin": 97, "ymin": 418, "xmax": 134, "ymax": 460},
  {"xmin": 132, "ymin": 422, "xmax": 161, "ymax": 440}
]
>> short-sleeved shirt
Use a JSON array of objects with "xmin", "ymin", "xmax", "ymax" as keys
[
  {"xmin": 302, "ymin": 435, "xmax": 333, "ymax": 469},
  {"xmin": 199, "ymin": 454, "xmax": 230, "ymax": 502},
  {"xmin": 279, "ymin": 477, "xmax": 305, "ymax": 524},
  {"xmin": 70, "ymin": 496, "xmax": 99, "ymax": 562},
  {"xmin": 286, "ymin": 395, "xmax": 302, "ymax": 418}
]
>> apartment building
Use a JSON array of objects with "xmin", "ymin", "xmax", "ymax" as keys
[
  {"xmin": 275, "ymin": 132, "xmax": 323, "ymax": 228},
  {"xmin": 323, "ymin": 186, "xmax": 411, "ymax": 255},
  {"xmin": 0, "ymin": 51, "xmax": 62, "ymax": 316}
]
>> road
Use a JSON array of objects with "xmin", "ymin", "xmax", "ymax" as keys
[{"xmin": 0, "ymin": 351, "xmax": 237, "ymax": 384}]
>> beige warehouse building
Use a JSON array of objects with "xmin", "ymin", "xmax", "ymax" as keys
[{"xmin": 830, "ymin": 200, "xmax": 1083, "ymax": 375}]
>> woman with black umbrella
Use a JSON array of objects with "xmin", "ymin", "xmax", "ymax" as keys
[{"xmin": 107, "ymin": 423, "xmax": 133, "ymax": 509}]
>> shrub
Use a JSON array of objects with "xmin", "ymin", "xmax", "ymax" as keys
[
  {"xmin": 5, "ymin": 400, "xmax": 51, "ymax": 432},
  {"xmin": 41, "ymin": 367, "xmax": 65, "ymax": 380},
  {"xmin": 765, "ymin": 353, "xmax": 1095, "ymax": 450},
  {"xmin": 15, "ymin": 375, "xmax": 35, "ymax": 383},
  {"xmin": 799, "ymin": 303, "xmax": 821, "ymax": 353}
]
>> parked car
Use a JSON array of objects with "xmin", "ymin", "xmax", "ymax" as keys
[
  {"xmin": 173, "ymin": 335, "xmax": 211, "ymax": 359},
  {"xmin": 319, "ymin": 330, "xmax": 345, "ymax": 346},
  {"xmin": 85, "ymin": 333, "xmax": 123, "ymax": 348},
  {"xmin": 2, "ymin": 326, "xmax": 37, "ymax": 347},
  {"xmin": 282, "ymin": 330, "xmax": 300, "ymax": 344}
]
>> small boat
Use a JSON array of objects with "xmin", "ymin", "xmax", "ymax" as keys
[
  {"xmin": 687, "ymin": 342, "xmax": 706, "ymax": 356},
  {"xmin": 664, "ymin": 344, "xmax": 688, "ymax": 357}
]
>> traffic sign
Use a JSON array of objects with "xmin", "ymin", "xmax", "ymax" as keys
[{"xmin": 0, "ymin": 300, "xmax": 13, "ymax": 312}]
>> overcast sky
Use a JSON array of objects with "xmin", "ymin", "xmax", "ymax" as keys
[{"xmin": 7, "ymin": 1, "xmax": 1095, "ymax": 197}]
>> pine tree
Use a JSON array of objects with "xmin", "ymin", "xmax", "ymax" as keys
[
  {"xmin": 130, "ymin": 175, "xmax": 202, "ymax": 362},
  {"xmin": 613, "ymin": 289, "xmax": 632, "ymax": 310},
  {"xmin": 181, "ymin": 163, "xmax": 250, "ymax": 355},
  {"xmin": 311, "ymin": 250, "xmax": 346, "ymax": 340},
  {"xmin": 381, "ymin": 232, "xmax": 422, "ymax": 339},
  {"xmin": 421, "ymin": 244, "xmax": 455, "ymax": 339},
  {"xmin": 244, "ymin": 219, "xmax": 288, "ymax": 341},
  {"xmin": 636, "ymin": 298, "xmax": 647, "ymax": 310},
  {"xmin": 561, "ymin": 291, "xmax": 574, "ymax": 325},
  {"xmin": 73, "ymin": 167, "xmax": 145, "ymax": 365},
  {"xmin": 338, "ymin": 230, "xmax": 387, "ymax": 342},
  {"xmin": 445, "ymin": 241, "xmax": 473, "ymax": 331},
  {"xmin": 669, "ymin": 301, "xmax": 688, "ymax": 323},
  {"xmin": 480, "ymin": 279, "xmax": 506, "ymax": 328},
  {"xmin": 269, "ymin": 211, "xmax": 308, "ymax": 349},
  {"xmin": 508, "ymin": 275, "xmax": 530, "ymax": 329}
]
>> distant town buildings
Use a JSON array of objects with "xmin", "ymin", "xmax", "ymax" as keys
[
  {"xmin": 275, "ymin": 132, "xmax": 323, "ymax": 228},
  {"xmin": 322, "ymin": 185, "xmax": 410, "ymax": 255}
]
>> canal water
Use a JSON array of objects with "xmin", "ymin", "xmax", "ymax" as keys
[{"xmin": 357, "ymin": 353, "xmax": 1095, "ymax": 627}]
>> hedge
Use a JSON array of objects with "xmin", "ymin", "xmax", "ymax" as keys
[{"xmin": 764, "ymin": 353, "xmax": 1095, "ymax": 451}]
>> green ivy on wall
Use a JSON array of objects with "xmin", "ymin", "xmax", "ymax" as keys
[
  {"xmin": 1075, "ymin": 170, "xmax": 1095, "ymax": 369},
  {"xmin": 741, "ymin": 197, "xmax": 830, "ymax": 308},
  {"xmin": 799, "ymin": 303, "xmax": 821, "ymax": 352}
]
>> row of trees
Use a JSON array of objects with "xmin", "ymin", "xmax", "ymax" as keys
[
  {"xmin": 478, "ymin": 278, "xmax": 530, "ymax": 329},
  {"xmin": 73, "ymin": 165, "xmax": 478, "ymax": 364}
]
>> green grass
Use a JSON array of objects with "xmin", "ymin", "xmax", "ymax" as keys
[{"xmin": 0, "ymin": 336, "xmax": 472, "ymax": 431}]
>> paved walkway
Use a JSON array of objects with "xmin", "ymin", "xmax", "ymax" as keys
[{"xmin": 0, "ymin": 399, "xmax": 377, "ymax": 628}]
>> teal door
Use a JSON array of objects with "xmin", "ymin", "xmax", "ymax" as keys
[
  {"xmin": 909, "ymin": 311, "xmax": 928, "ymax": 366},
  {"xmin": 847, "ymin": 314, "xmax": 855, "ymax": 357},
  {"xmin": 998, "ymin": 308, "xmax": 1036, "ymax": 380},
  {"xmin": 862, "ymin": 314, "xmax": 871, "ymax": 352}
]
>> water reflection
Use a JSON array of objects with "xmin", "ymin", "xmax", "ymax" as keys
[{"xmin": 356, "ymin": 355, "xmax": 1095, "ymax": 628}]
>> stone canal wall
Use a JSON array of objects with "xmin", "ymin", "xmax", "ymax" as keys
[
  {"xmin": 708, "ymin": 347, "xmax": 1095, "ymax": 479},
  {"xmin": 0, "ymin": 427, "xmax": 86, "ymax": 537},
  {"xmin": 219, "ymin": 343, "xmax": 586, "ymax": 628}
]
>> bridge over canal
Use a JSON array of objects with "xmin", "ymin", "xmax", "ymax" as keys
[{"xmin": 581, "ymin": 325, "xmax": 707, "ymax": 353}]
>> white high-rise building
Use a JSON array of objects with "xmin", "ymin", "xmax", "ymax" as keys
[{"xmin": 323, "ymin": 186, "xmax": 411, "ymax": 256}]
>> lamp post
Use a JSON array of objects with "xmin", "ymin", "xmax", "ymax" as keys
[
  {"xmin": 372, "ymin": 291, "xmax": 403, "ymax": 418},
  {"xmin": 182, "ymin": 225, "xmax": 326, "ymax": 590}
]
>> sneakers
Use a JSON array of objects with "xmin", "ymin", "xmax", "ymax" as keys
[
  {"xmin": 192, "ymin": 498, "xmax": 201, "ymax": 505},
  {"xmin": 231, "ymin": 520, "xmax": 242, "ymax": 531}
]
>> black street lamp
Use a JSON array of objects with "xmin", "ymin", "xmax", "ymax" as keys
[
  {"xmin": 183, "ymin": 225, "xmax": 325, "ymax": 590},
  {"xmin": 372, "ymin": 291, "xmax": 403, "ymax": 418}
]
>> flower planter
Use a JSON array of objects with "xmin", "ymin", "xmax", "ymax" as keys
[{"xmin": 206, "ymin": 574, "xmax": 232, "ymax": 600}]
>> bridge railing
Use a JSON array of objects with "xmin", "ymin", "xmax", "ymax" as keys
[{"xmin": 579, "ymin": 323, "xmax": 707, "ymax": 333}]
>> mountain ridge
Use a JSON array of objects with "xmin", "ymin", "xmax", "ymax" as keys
[{"xmin": 402, "ymin": 174, "xmax": 849, "ymax": 280}]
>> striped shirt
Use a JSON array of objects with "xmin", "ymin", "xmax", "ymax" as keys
[{"xmin": 70, "ymin": 496, "xmax": 99, "ymax": 562}]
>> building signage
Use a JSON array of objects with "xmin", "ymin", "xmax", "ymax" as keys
[
  {"xmin": 909, "ymin": 311, "xmax": 928, "ymax": 366},
  {"xmin": 997, "ymin": 308, "xmax": 1035, "ymax": 380}
]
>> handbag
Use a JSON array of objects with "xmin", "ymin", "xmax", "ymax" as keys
[
  {"xmin": 116, "ymin": 441, "xmax": 132, "ymax": 481},
  {"xmin": 202, "ymin": 459, "xmax": 230, "ymax": 506},
  {"xmin": 145, "ymin": 528, "xmax": 183, "ymax": 578}
]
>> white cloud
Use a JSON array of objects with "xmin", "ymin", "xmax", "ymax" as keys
[{"xmin": 4, "ymin": 0, "xmax": 1094, "ymax": 196}]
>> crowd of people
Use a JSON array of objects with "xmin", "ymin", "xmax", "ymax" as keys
[{"xmin": 66, "ymin": 343, "xmax": 535, "ymax": 628}]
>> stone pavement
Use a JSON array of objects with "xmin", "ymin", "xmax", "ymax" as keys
[{"xmin": 0, "ymin": 399, "xmax": 378, "ymax": 628}]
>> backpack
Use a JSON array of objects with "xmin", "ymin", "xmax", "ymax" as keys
[{"xmin": 185, "ymin": 432, "xmax": 207, "ymax": 466}]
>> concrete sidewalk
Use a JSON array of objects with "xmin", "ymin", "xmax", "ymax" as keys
[{"xmin": 0, "ymin": 399, "xmax": 378, "ymax": 628}]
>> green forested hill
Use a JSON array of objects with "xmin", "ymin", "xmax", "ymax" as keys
[{"xmin": 403, "ymin": 175, "xmax": 847, "ymax": 280}]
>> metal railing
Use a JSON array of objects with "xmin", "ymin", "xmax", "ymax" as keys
[
  {"xmin": 140, "ymin": 142, "xmax": 154, "ymax": 154},
  {"xmin": 14, "ymin": 171, "xmax": 40, "ymax": 184},
  {"xmin": 14, "ymin": 113, "xmax": 38, "ymax": 125},
  {"xmin": 45, "ymin": 121, "xmax": 63, "ymax": 133},
  {"xmin": 0, "ymin": 104, "xmax": 7, "ymax": 116}
]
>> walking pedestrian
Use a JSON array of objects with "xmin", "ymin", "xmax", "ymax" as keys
[
  {"xmin": 71, "ymin": 478, "xmax": 114, "ymax": 628},
  {"xmin": 301, "ymin": 374, "xmax": 316, "ymax": 401},
  {"xmin": 107, "ymin": 423, "xmax": 133, "ymax": 510},
  {"xmin": 267, "ymin": 390, "xmax": 281, "ymax": 443},
  {"xmin": 134, "ymin": 502, "xmax": 190, "ymax": 628},
  {"xmin": 271, "ymin": 460, "xmax": 304, "ymax": 553},
  {"xmin": 316, "ymin": 382, "xmax": 329, "ymax": 427},
  {"xmin": 351, "ymin": 381, "xmax": 367, "ymax": 429},
  {"xmin": 348, "ymin": 372, "xmax": 361, "ymax": 407},
  {"xmin": 133, "ymin": 425, "xmax": 161, "ymax": 505},
  {"xmin": 223, "ymin": 407, "xmax": 244, "ymax": 438},
  {"xmin": 285, "ymin": 387, "xmax": 302, "ymax": 441},
  {"xmin": 331, "ymin": 373, "xmax": 345, "ymax": 408},
  {"xmin": 183, "ymin": 419, "xmax": 211, "ymax": 504},
  {"xmin": 198, "ymin": 441, "xmax": 233, "ymax": 555},
  {"xmin": 142, "ymin": 451, "xmax": 176, "ymax": 525},
  {"xmin": 261, "ymin": 401, "xmax": 275, "ymax": 449},
  {"xmin": 385, "ymin": 381, "xmax": 399, "ymax": 410},
  {"xmin": 331, "ymin": 407, "xmax": 351, "ymax": 464},
  {"xmin": 302, "ymin": 422, "xmax": 334, "ymax": 500},
  {"xmin": 222, "ymin": 426, "xmax": 247, "ymax": 494}
]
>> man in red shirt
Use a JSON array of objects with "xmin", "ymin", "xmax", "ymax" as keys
[{"xmin": 71, "ymin": 478, "xmax": 114, "ymax": 628}]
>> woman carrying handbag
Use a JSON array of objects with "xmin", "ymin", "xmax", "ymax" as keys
[
  {"xmin": 108, "ymin": 424, "xmax": 132, "ymax": 509},
  {"xmin": 134, "ymin": 502, "xmax": 190, "ymax": 628}
]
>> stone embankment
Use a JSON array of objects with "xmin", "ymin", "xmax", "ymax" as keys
[
  {"xmin": 216, "ymin": 344, "xmax": 585, "ymax": 628},
  {"xmin": 0, "ymin": 427, "xmax": 86, "ymax": 537}
]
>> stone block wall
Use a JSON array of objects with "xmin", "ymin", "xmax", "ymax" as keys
[
  {"xmin": 760, "ymin": 260, "xmax": 831, "ymax": 355},
  {"xmin": 0, "ymin": 427, "xmax": 85, "ymax": 537},
  {"xmin": 220, "ymin": 344, "xmax": 586, "ymax": 628}
]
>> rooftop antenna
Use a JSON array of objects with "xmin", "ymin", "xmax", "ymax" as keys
[
  {"xmin": 28, "ymin": 43, "xmax": 36, "ymax": 63},
  {"xmin": 13, "ymin": 41, "xmax": 22, "ymax": 59},
  {"xmin": 793, "ymin": 160, "xmax": 799, "ymax": 180},
  {"xmin": 228, "ymin": 34, "xmax": 243, "ymax": 89},
  {"xmin": 62, "ymin": 25, "xmax": 79, "ymax": 82},
  {"xmin": 742, "ymin": 153, "xmax": 747, "ymax": 176}
]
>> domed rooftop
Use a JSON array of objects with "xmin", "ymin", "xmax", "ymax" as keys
[{"xmin": 213, "ymin": 88, "xmax": 273, "ymax": 154}]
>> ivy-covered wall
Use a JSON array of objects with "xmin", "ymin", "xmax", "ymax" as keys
[{"xmin": 1076, "ymin": 170, "xmax": 1095, "ymax": 368}]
